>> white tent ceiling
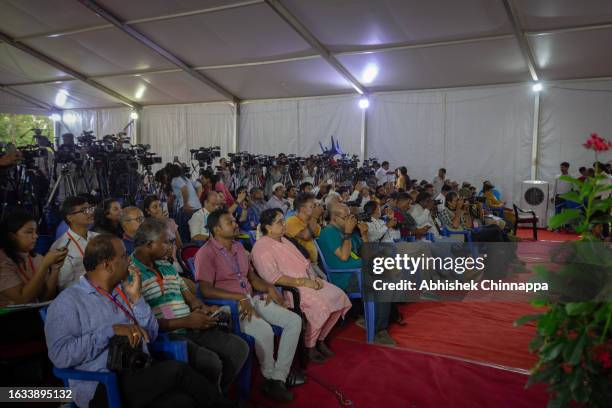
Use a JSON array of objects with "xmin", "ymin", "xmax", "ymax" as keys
[{"xmin": 1, "ymin": 0, "xmax": 612, "ymax": 111}]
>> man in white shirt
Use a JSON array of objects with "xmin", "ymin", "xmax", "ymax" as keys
[
  {"xmin": 435, "ymin": 184, "xmax": 452, "ymax": 213},
  {"xmin": 432, "ymin": 168, "xmax": 446, "ymax": 195},
  {"xmin": 551, "ymin": 162, "xmax": 574, "ymax": 213},
  {"xmin": 188, "ymin": 191, "xmax": 221, "ymax": 241},
  {"xmin": 375, "ymin": 161, "xmax": 394, "ymax": 186},
  {"xmin": 49, "ymin": 196, "xmax": 99, "ymax": 290},
  {"xmin": 267, "ymin": 183, "xmax": 290, "ymax": 214}
]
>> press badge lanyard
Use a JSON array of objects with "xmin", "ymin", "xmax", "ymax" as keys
[
  {"xmin": 93, "ymin": 284, "xmax": 137, "ymax": 325},
  {"xmin": 66, "ymin": 231, "xmax": 85, "ymax": 257},
  {"xmin": 220, "ymin": 248, "xmax": 249, "ymax": 294},
  {"xmin": 17, "ymin": 255, "xmax": 36, "ymax": 283}
]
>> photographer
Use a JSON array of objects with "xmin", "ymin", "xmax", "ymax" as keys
[
  {"xmin": 435, "ymin": 184, "xmax": 452, "ymax": 212},
  {"xmin": 45, "ymin": 234, "xmax": 234, "ymax": 408},
  {"xmin": 363, "ymin": 201, "xmax": 400, "ymax": 243},
  {"xmin": 230, "ymin": 186, "xmax": 258, "ymax": 232},
  {"xmin": 393, "ymin": 192, "xmax": 431, "ymax": 240},
  {"xmin": 131, "ymin": 218, "xmax": 249, "ymax": 393},
  {"xmin": 439, "ymin": 192, "xmax": 506, "ymax": 242},
  {"xmin": 167, "ymin": 164, "xmax": 201, "ymax": 243},
  {"xmin": 285, "ymin": 193, "xmax": 324, "ymax": 263}
]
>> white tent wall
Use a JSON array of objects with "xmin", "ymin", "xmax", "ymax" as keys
[
  {"xmin": 538, "ymin": 80, "xmax": 612, "ymax": 186},
  {"xmin": 239, "ymin": 95, "xmax": 362, "ymax": 156},
  {"xmin": 59, "ymin": 108, "xmax": 133, "ymax": 141},
  {"xmin": 0, "ymin": 90, "xmax": 49, "ymax": 116},
  {"xmin": 141, "ymin": 102, "xmax": 235, "ymax": 167},
  {"xmin": 368, "ymin": 85, "xmax": 534, "ymax": 205}
]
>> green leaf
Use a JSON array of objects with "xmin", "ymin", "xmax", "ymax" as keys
[
  {"xmin": 570, "ymin": 367, "xmax": 584, "ymax": 392},
  {"xmin": 594, "ymin": 183, "xmax": 612, "ymax": 194},
  {"xmin": 537, "ymin": 311, "xmax": 558, "ymax": 336},
  {"xmin": 548, "ymin": 209, "xmax": 582, "ymax": 229},
  {"xmin": 514, "ymin": 313, "xmax": 544, "ymax": 326},
  {"xmin": 565, "ymin": 302, "xmax": 596, "ymax": 316},
  {"xmin": 559, "ymin": 191, "xmax": 583, "ymax": 204},
  {"xmin": 572, "ymin": 385, "xmax": 590, "ymax": 403},
  {"xmin": 568, "ymin": 332, "xmax": 587, "ymax": 366},
  {"xmin": 529, "ymin": 335, "xmax": 544, "ymax": 353},
  {"xmin": 541, "ymin": 340, "xmax": 565, "ymax": 361},
  {"xmin": 559, "ymin": 175, "xmax": 582, "ymax": 187}
]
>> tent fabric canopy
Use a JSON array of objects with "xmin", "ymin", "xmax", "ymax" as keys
[{"xmin": 1, "ymin": 0, "xmax": 612, "ymax": 109}]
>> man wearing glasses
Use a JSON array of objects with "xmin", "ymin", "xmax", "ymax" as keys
[
  {"xmin": 119, "ymin": 207, "xmax": 145, "ymax": 255},
  {"xmin": 49, "ymin": 196, "xmax": 99, "ymax": 290}
]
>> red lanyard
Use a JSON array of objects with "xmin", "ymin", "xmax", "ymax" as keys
[
  {"xmin": 150, "ymin": 267, "xmax": 164, "ymax": 295},
  {"xmin": 66, "ymin": 231, "xmax": 85, "ymax": 257},
  {"xmin": 17, "ymin": 255, "xmax": 35, "ymax": 283},
  {"xmin": 94, "ymin": 285, "xmax": 137, "ymax": 324}
]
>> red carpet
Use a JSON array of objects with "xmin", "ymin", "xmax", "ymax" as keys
[
  {"xmin": 249, "ymin": 338, "xmax": 548, "ymax": 408},
  {"xmin": 515, "ymin": 227, "xmax": 579, "ymax": 241},
  {"xmin": 335, "ymin": 302, "xmax": 539, "ymax": 370}
]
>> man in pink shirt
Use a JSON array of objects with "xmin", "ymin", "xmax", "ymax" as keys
[{"xmin": 194, "ymin": 209, "xmax": 303, "ymax": 402}]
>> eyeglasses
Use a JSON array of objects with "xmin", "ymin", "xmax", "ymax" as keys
[
  {"xmin": 69, "ymin": 206, "xmax": 95, "ymax": 215},
  {"xmin": 126, "ymin": 216, "xmax": 145, "ymax": 223}
]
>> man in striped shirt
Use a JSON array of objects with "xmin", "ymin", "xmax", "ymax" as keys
[{"xmin": 130, "ymin": 218, "xmax": 249, "ymax": 393}]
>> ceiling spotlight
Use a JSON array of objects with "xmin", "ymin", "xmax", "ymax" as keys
[
  {"xmin": 532, "ymin": 82, "xmax": 543, "ymax": 92},
  {"xmin": 359, "ymin": 97, "xmax": 370, "ymax": 109},
  {"xmin": 362, "ymin": 64, "xmax": 379, "ymax": 84},
  {"xmin": 49, "ymin": 113, "xmax": 61, "ymax": 122},
  {"xmin": 130, "ymin": 112, "xmax": 139, "ymax": 120},
  {"xmin": 54, "ymin": 89, "xmax": 69, "ymax": 107}
]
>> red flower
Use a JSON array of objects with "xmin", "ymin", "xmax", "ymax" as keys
[
  {"xmin": 583, "ymin": 133, "xmax": 611, "ymax": 152},
  {"xmin": 592, "ymin": 341, "xmax": 612, "ymax": 369}
]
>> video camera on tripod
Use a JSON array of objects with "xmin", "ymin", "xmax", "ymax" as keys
[{"xmin": 190, "ymin": 146, "xmax": 220, "ymax": 167}]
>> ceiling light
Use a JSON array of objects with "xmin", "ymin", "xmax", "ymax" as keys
[
  {"xmin": 134, "ymin": 85, "xmax": 146, "ymax": 100},
  {"xmin": 130, "ymin": 112, "xmax": 139, "ymax": 120},
  {"xmin": 49, "ymin": 113, "xmax": 61, "ymax": 122},
  {"xmin": 358, "ymin": 97, "xmax": 370, "ymax": 109},
  {"xmin": 54, "ymin": 89, "xmax": 69, "ymax": 107},
  {"xmin": 532, "ymin": 82, "xmax": 543, "ymax": 92},
  {"xmin": 361, "ymin": 64, "xmax": 379, "ymax": 84}
]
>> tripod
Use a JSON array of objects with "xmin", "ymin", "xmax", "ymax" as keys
[{"xmin": 46, "ymin": 164, "xmax": 78, "ymax": 209}]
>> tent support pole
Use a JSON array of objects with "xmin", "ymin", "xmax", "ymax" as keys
[{"xmin": 530, "ymin": 91, "xmax": 541, "ymax": 180}]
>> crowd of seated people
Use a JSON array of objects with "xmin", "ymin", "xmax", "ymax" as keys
[{"xmin": 4, "ymin": 155, "xmax": 603, "ymax": 406}]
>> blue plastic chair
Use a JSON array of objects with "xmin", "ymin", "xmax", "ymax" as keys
[
  {"xmin": 39, "ymin": 308, "xmax": 188, "ymax": 408},
  {"xmin": 313, "ymin": 240, "xmax": 376, "ymax": 343}
]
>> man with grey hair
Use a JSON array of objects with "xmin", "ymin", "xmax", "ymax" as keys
[
  {"xmin": 120, "ymin": 206, "xmax": 144, "ymax": 255},
  {"xmin": 131, "ymin": 218, "xmax": 249, "ymax": 394}
]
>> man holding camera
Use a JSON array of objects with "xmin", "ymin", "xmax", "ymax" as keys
[
  {"xmin": 131, "ymin": 218, "xmax": 249, "ymax": 394},
  {"xmin": 393, "ymin": 192, "xmax": 431, "ymax": 240},
  {"xmin": 45, "ymin": 234, "xmax": 234, "ymax": 408}
]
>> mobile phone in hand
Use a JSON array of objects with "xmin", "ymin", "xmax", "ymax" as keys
[{"xmin": 210, "ymin": 309, "xmax": 222, "ymax": 318}]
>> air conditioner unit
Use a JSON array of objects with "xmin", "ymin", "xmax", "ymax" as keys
[{"xmin": 520, "ymin": 180, "xmax": 549, "ymax": 228}]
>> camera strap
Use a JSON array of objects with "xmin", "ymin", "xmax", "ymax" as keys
[{"xmin": 94, "ymin": 284, "xmax": 137, "ymax": 325}]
